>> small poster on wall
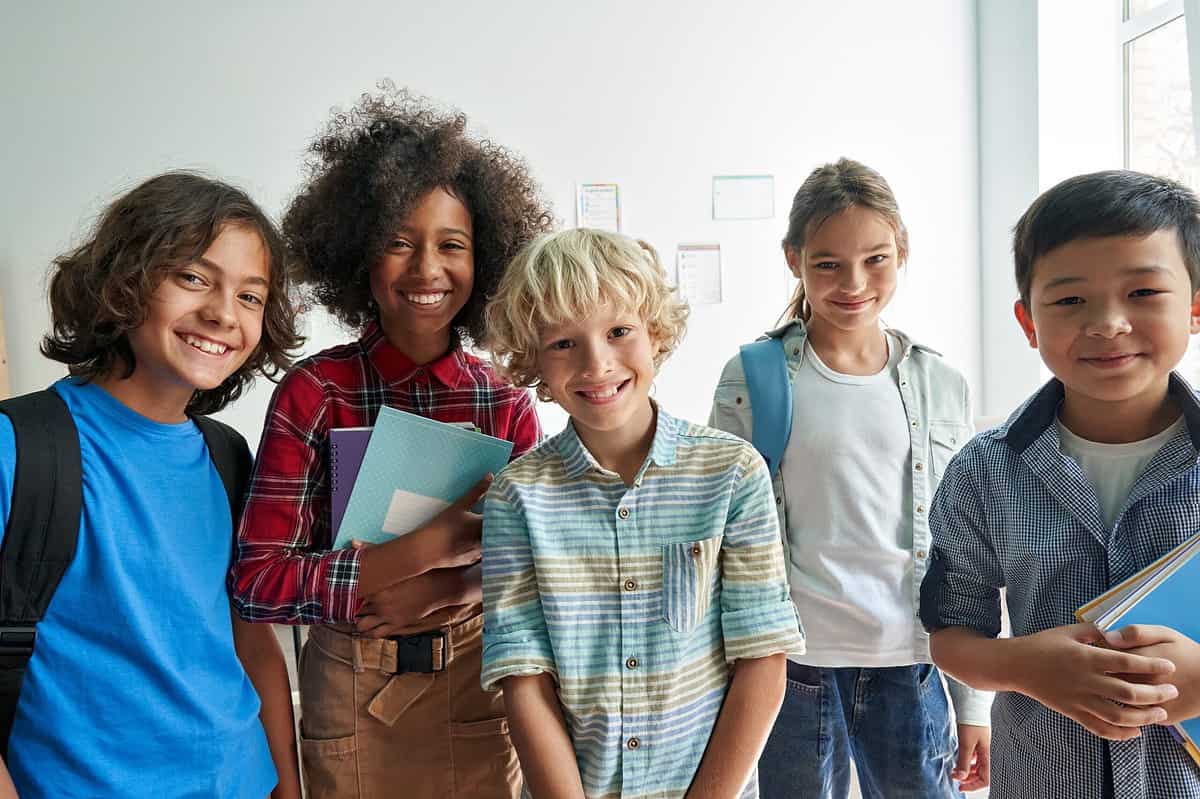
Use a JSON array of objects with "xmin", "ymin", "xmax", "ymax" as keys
[
  {"xmin": 676, "ymin": 243, "xmax": 723, "ymax": 305},
  {"xmin": 576, "ymin": 183, "xmax": 621, "ymax": 232},
  {"xmin": 712, "ymin": 175, "xmax": 774, "ymax": 220}
]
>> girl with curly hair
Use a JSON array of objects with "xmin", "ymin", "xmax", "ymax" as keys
[{"xmin": 229, "ymin": 84, "xmax": 552, "ymax": 798}]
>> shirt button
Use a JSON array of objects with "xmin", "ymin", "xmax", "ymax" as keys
[
  {"xmin": 691, "ymin": 544, "xmax": 702, "ymax": 557},
  {"xmin": 626, "ymin": 657, "xmax": 638, "ymax": 669},
  {"xmin": 911, "ymin": 420, "xmax": 918, "ymax": 428},
  {"xmin": 624, "ymin": 578, "xmax": 637, "ymax": 591},
  {"xmin": 916, "ymin": 550, "xmax": 927, "ymax": 560},
  {"xmin": 792, "ymin": 348, "xmax": 800, "ymax": 356},
  {"xmin": 900, "ymin": 380, "xmax": 908, "ymax": 387},
  {"xmin": 915, "ymin": 462, "xmax": 924, "ymax": 472},
  {"xmin": 776, "ymin": 496, "xmax": 783, "ymax": 505},
  {"xmin": 627, "ymin": 737, "xmax": 640, "ymax": 750},
  {"xmin": 916, "ymin": 505, "xmax": 925, "ymax": 514},
  {"xmin": 618, "ymin": 507, "xmax": 630, "ymax": 519},
  {"xmin": 735, "ymin": 396, "xmax": 743, "ymax": 405}
]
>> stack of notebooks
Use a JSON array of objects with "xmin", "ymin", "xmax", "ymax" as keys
[
  {"xmin": 328, "ymin": 407, "xmax": 513, "ymax": 549},
  {"xmin": 1075, "ymin": 532, "xmax": 1200, "ymax": 766}
]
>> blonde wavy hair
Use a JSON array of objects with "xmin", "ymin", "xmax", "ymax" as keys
[{"xmin": 485, "ymin": 228, "xmax": 689, "ymax": 401}]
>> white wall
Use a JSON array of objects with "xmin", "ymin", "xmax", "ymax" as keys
[
  {"xmin": 977, "ymin": 0, "xmax": 1043, "ymax": 418},
  {"xmin": 1, "ymin": 0, "xmax": 980, "ymax": 446}
]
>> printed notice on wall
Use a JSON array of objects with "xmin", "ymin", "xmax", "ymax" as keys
[
  {"xmin": 676, "ymin": 243, "xmax": 723, "ymax": 305},
  {"xmin": 712, "ymin": 175, "xmax": 774, "ymax": 220},
  {"xmin": 576, "ymin": 183, "xmax": 621, "ymax": 232}
]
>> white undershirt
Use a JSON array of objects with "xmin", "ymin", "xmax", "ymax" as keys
[
  {"xmin": 781, "ymin": 333, "xmax": 921, "ymax": 667},
  {"xmin": 1057, "ymin": 415, "xmax": 1185, "ymax": 531}
]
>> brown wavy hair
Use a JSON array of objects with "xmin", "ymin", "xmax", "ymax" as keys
[
  {"xmin": 283, "ymin": 81, "xmax": 554, "ymax": 341},
  {"xmin": 40, "ymin": 171, "xmax": 303, "ymax": 415},
  {"xmin": 781, "ymin": 158, "xmax": 909, "ymax": 321}
]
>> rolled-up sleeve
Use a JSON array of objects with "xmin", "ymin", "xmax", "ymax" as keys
[
  {"xmin": 480, "ymin": 475, "xmax": 557, "ymax": 691},
  {"xmin": 919, "ymin": 444, "xmax": 1004, "ymax": 639},
  {"xmin": 720, "ymin": 447, "xmax": 804, "ymax": 662}
]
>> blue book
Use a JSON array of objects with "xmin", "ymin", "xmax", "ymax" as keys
[
  {"xmin": 332, "ymin": 407, "xmax": 512, "ymax": 549},
  {"xmin": 1077, "ymin": 532, "xmax": 1200, "ymax": 765}
]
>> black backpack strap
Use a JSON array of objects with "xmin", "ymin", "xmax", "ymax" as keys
[
  {"xmin": 0, "ymin": 389, "xmax": 82, "ymax": 757},
  {"xmin": 192, "ymin": 415, "xmax": 252, "ymax": 522}
]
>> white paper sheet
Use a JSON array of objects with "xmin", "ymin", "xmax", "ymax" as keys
[
  {"xmin": 576, "ymin": 183, "xmax": 621, "ymax": 231},
  {"xmin": 676, "ymin": 243, "xmax": 723, "ymax": 304},
  {"xmin": 712, "ymin": 175, "xmax": 774, "ymax": 220},
  {"xmin": 381, "ymin": 488, "xmax": 451, "ymax": 537}
]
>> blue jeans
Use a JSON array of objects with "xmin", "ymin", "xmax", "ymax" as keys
[{"xmin": 758, "ymin": 662, "xmax": 963, "ymax": 799}]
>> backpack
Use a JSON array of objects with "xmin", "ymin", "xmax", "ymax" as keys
[
  {"xmin": 738, "ymin": 337, "xmax": 793, "ymax": 479},
  {"xmin": 0, "ymin": 388, "xmax": 251, "ymax": 756}
]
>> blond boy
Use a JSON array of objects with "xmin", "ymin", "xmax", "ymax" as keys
[{"xmin": 481, "ymin": 229, "xmax": 804, "ymax": 798}]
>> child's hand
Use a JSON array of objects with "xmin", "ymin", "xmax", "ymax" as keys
[
  {"xmin": 953, "ymin": 724, "xmax": 990, "ymax": 792},
  {"xmin": 419, "ymin": 475, "xmax": 491, "ymax": 569},
  {"xmin": 1008, "ymin": 622, "xmax": 1178, "ymax": 740},
  {"xmin": 1105, "ymin": 624, "xmax": 1200, "ymax": 725},
  {"xmin": 355, "ymin": 562, "xmax": 482, "ymax": 638}
]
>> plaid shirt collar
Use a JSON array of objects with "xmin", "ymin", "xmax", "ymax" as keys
[
  {"xmin": 557, "ymin": 402, "xmax": 680, "ymax": 480},
  {"xmin": 360, "ymin": 321, "xmax": 471, "ymax": 390},
  {"xmin": 998, "ymin": 372, "xmax": 1200, "ymax": 454}
]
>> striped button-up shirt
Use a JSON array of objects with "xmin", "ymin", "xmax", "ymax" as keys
[
  {"xmin": 481, "ymin": 407, "xmax": 804, "ymax": 799},
  {"xmin": 920, "ymin": 375, "xmax": 1200, "ymax": 799}
]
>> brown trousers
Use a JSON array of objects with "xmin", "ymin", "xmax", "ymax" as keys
[{"xmin": 298, "ymin": 613, "xmax": 522, "ymax": 798}]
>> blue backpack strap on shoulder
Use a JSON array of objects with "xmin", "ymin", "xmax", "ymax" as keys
[{"xmin": 738, "ymin": 337, "xmax": 792, "ymax": 478}]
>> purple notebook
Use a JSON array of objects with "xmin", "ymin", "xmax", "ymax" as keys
[{"xmin": 329, "ymin": 427, "xmax": 372, "ymax": 538}]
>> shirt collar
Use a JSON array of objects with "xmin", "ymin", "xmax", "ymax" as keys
[
  {"xmin": 1000, "ymin": 372, "xmax": 1200, "ymax": 454},
  {"xmin": 765, "ymin": 318, "xmax": 940, "ymax": 359},
  {"xmin": 557, "ymin": 403, "xmax": 679, "ymax": 480},
  {"xmin": 361, "ymin": 321, "xmax": 470, "ymax": 389}
]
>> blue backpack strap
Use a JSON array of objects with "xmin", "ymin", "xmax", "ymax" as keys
[{"xmin": 738, "ymin": 337, "xmax": 792, "ymax": 478}]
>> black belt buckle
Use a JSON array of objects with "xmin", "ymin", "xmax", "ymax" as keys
[
  {"xmin": 0, "ymin": 626, "xmax": 36, "ymax": 658},
  {"xmin": 388, "ymin": 630, "xmax": 445, "ymax": 674}
]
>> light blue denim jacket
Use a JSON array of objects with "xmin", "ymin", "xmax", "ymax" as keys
[{"xmin": 708, "ymin": 319, "xmax": 993, "ymax": 727}]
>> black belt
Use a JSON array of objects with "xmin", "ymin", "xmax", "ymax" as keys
[{"xmin": 387, "ymin": 630, "xmax": 446, "ymax": 674}]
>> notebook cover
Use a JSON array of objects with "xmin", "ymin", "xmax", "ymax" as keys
[
  {"xmin": 329, "ymin": 427, "xmax": 372, "ymax": 539},
  {"xmin": 1105, "ymin": 538, "xmax": 1200, "ymax": 765},
  {"xmin": 333, "ymin": 407, "xmax": 512, "ymax": 549}
]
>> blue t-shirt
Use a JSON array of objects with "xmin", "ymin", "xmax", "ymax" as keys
[{"xmin": 0, "ymin": 379, "xmax": 276, "ymax": 798}]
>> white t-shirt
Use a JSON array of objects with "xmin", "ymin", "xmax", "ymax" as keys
[
  {"xmin": 1057, "ymin": 415, "xmax": 1185, "ymax": 531},
  {"xmin": 781, "ymin": 332, "xmax": 922, "ymax": 667}
]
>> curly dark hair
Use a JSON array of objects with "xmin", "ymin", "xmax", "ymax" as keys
[
  {"xmin": 40, "ymin": 171, "xmax": 304, "ymax": 415},
  {"xmin": 283, "ymin": 81, "xmax": 554, "ymax": 341}
]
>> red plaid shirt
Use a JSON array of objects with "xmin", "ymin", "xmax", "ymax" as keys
[{"xmin": 230, "ymin": 322, "xmax": 541, "ymax": 623}]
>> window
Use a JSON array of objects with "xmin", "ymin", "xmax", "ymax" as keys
[{"xmin": 1123, "ymin": 0, "xmax": 1200, "ymax": 384}]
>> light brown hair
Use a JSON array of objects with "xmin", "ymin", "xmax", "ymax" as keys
[{"xmin": 781, "ymin": 158, "xmax": 909, "ymax": 321}]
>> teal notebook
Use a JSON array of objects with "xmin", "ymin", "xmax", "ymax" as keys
[
  {"xmin": 332, "ymin": 407, "xmax": 513, "ymax": 549},
  {"xmin": 1076, "ymin": 532, "xmax": 1200, "ymax": 766}
]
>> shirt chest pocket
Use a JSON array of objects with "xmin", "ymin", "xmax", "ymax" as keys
[
  {"xmin": 661, "ymin": 535, "xmax": 722, "ymax": 634},
  {"xmin": 929, "ymin": 421, "xmax": 970, "ymax": 480}
]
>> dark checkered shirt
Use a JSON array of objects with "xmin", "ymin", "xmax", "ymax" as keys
[
  {"xmin": 920, "ymin": 374, "xmax": 1200, "ymax": 799},
  {"xmin": 230, "ymin": 322, "xmax": 541, "ymax": 623}
]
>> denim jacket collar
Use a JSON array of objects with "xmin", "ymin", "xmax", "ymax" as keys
[{"xmin": 762, "ymin": 318, "xmax": 941, "ymax": 371}]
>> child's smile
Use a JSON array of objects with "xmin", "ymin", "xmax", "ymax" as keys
[
  {"xmin": 575, "ymin": 378, "xmax": 631, "ymax": 404},
  {"xmin": 370, "ymin": 188, "xmax": 474, "ymax": 362},
  {"xmin": 1015, "ymin": 229, "xmax": 1200, "ymax": 440},
  {"xmin": 100, "ymin": 223, "xmax": 268, "ymax": 422},
  {"xmin": 537, "ymin": 303, "xmax": 658, "ymax": 460}
]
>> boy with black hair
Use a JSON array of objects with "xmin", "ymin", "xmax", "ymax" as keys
[
  {"xmin": 0, "ymin": 172, "xmax": 303, "ymax": 797},
  {"xmin": 922, "ymin": 170, "xmax": 1200, "ymax": 798}
]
